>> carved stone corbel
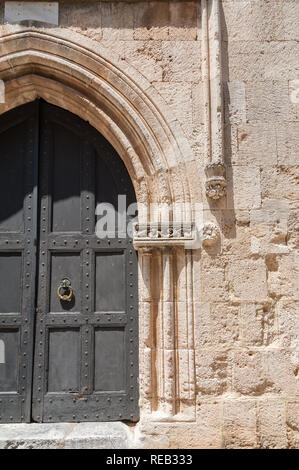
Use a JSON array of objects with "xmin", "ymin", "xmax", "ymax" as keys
[{"xmin": 205, "ymin": 162, "xmax": 227, "ymax": 200}]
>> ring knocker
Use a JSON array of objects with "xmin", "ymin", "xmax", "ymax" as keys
[{"xmin": 57, "ymin": 278, "xmax": 73, "ymax": 302}]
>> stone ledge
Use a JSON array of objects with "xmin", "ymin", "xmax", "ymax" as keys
[{"xmin": 0, "ymin": 422, "xmax": 132, "ymax": 449}]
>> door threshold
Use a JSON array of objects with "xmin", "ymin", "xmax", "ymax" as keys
[{"xmin": 0, "ymin": 421, "xmax": 132, "ymax": 449}]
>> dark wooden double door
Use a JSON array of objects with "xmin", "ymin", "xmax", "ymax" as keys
[{"xmin": 0, "ymin": 101, "xmax": 138, "ymax": 423}]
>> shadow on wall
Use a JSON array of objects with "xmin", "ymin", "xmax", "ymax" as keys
[
  {"xmin": 220, "ymin": 0, "xmax": 237, "ymax": 243},
  {"xmin": 202, "ymin": 1, "xmax": 237, "ymax": 258},
  {"xmin": 0, "ymin": 1, "xmax": 199, "ymax": 37}
]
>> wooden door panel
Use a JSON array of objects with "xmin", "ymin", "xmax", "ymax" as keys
[
  {"xmin": 32, "ymin": 101, "xmax": 139, "ymax": 423},
  {"xmin": 0, "ymin": 253, "xmax": 22, "ymax": 313},
  {"xmin": 0, "ymin": 329, "xmax": 20, "ymax": 392},
  {"xmin": 0, "ymin": 102, "xmax": 38, "ymax": 423},
  {"xmin": 94, "ymin": 327, "xmax": 126, "ymax": 392},
  {"xmin": 0, "ymin": 123, "xmax": 25, "ymax": 232},
  {"xmin": 47, "ymin": 328, "xmax": 81, "ymax": 393},
  {"xmin": 51, "ymin": 123, "xmax": 82, "ymax": 233},
  {"xmin": 95, "ymin": 251, "xmax": 126, "ymax": 312}
]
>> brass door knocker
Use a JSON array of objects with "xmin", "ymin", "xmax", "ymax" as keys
[{"xmin": 57, "ymin": 278, "xmax": 73, "ymax": 302}]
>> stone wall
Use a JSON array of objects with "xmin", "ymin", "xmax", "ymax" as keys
[{"xmin": 0, "ymin": 0, "xmax": 298, "ymax": 448}]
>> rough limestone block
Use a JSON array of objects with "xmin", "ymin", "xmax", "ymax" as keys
[
  {"xmin": 276, "ymin": 122, "xmax": 299, "ymax": 167},
  {"xmin": 227, "ymin": 258, "xmax": 268, "ymax": 302},
  {"xmin": 260, "ymin": 166, "xmax": 299, "ymax": 204},
  {"xmin": 225, "ymin": 41, "xmax": 299, "ymax": 82},
  {"xmin": 59, "ymin": 3, "xmax": 102, "ymax": 39},
  {"xmin": 258, "ymin": 400, "xmax": 288, "ymax": 449},
  {"xmin": 225, "ymin": 82, "xmax": 246, "ymax": 125},
  {"xmin": 195, "ymin": 402, "xmax": 222, "ymax": 449},
  {"xmin": 246, "ymin": 81, "xmax": 291, "ymax": 122},
  {"xmin": 153, "ymin": 81, "xmax": 193, "ymax": 138},
  {"xmin": 194, "ymin": 302, "xmax": 213, "ymax": 348},
  {"xmin": 211, "ymin": 303, "xmax": 240, "ymax": 346},
  {"xmin": 168, "ymin": 2, "xmax": 197, "ymax": 41},
  {"xmin": 0, "ymin": 422, "xmax": 130, "ymax": 449},
  {"xmin": 267, "ymin": 349, "xmax": 299, "ymax": 396},
  {"xmin": 287, "ymin": 209, "xmax": 299, "ymax": 250},
  {"xmin": 288, "ymin": 79, "xmax": 299, "ymax": 122},
  {"xmin": 240, "ymin": 302, "xmax": 276, "ymax": 346},
  {"xmin": 196, "ymin": 350, "xmax": 228, "ymax": 396},
  {"xmin": 101, "ymin": 2, "xmax": 134, "ymax": 40},
  {"xmin": 161, "ymin": 41, "xmax": 201, "ymax": 83},
  {"xmin": 133, "ymin": 1, "xmax": 169, "ymax": 41},
  {"xmin": 233, "ymin": 351, "xmax": 274, "ymax": 396},
  {"xmin": 227, "ymin": 166, "xmax": 261, "ymax": 211},
  {"xmin": 283, "ymin": 0, "xmax": 299, "ymax": 41},
  {"xmin": 222, "ymin": 0, "xmax": 284, "ymax": 42},
  {"xmin": 286, "ymin": 401, "xmax": 299, "ymax": 448},
  {"xmin": 267, "ymin": 252, "xmax": 299, "ymax": 300},
  {"xmin": 124, "ymin": 40, "xmax": 163, "ymax": 82},
  {"xmin": 222, "ymin": 224, "xmax": 253, "ymax": 259},
  {"xmin": 277, "ymin": 300, "xmax": 299, "ymax": 348},
  {"xmin": 200, "ymin": 256, "xmax": 229, "ymax": 302},
  {"xmin": 234, "ymin": 123, "xmax": 277, "ymax": 167},
  {"xmin": 250, "ymin": 199, "xmax": 290, "ymax": 255},
  {"xmin": 223, "ymin": 400, "xmax": 257, "ymax": 448}
]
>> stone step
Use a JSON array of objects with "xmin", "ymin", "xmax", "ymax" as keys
[{"xmin": 0, "ymin": 422, "xmax": 132, "ymax": 449}]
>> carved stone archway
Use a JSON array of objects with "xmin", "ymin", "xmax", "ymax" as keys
[{"xmin": 0, "ymin": 26, "xmax": 204, "ymax": 423}]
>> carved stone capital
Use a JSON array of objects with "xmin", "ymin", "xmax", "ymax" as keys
[{"xmin": 205, "ymin": 162, "xmax": 227, "ymax": 200}]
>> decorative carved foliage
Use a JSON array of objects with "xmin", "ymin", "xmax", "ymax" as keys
[{"xmin": 205, "ymin": 162, "xmax": 227, "ymax": 200}]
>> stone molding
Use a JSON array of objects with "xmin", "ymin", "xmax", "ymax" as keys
[
  {"xmin": 133, "ymin": 221, "xmax": 220, "ymax": 249},
  {"xmin": 202, "ymin": 0, "xmax": 227, "ymax": 200},
  {"xmin": 133, "ymin": 222, "xmax": 195, "ymax": 248}
]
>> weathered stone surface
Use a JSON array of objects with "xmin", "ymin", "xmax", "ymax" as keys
[
  {"xmin": 195, "ymin": 402, "xmax": 222, "ymax": 448},
  {"xmin": 233, "ymin": 351, "xmax": 274, "ymax": 396},
  {"xmin": 258, "ymin": 400, "xmax": 288, "ymax": 449},
  {"xmin": 267, "ymin": 349, "xmax": 299, "ymax": 396},
  {"xmin": 277, "ymin": 300, "xmax": 299, "ymax": 348},
  {"xmin": 286, "ymin": 401, "xmax": 299, "ymax": 448},
  {"xmin": 233, "ymin": 123, "xmax": 277, "ymax": 167},
  {"xmin": 260, "ymin": 166, "xmax": 299, "ymax": 204},
  {"xmin": 196, "ymin": 350, "xmax": 228, "ymax": 396},
  {"xmin": 225, "ymin": 42, "xmax": 299, "ymax": 82},
  {"xmin": 0, "ymin": 0, "xmax": 297, "ymax": 450},
  {"xmin": 276, "ymin": 122, "xmax": 299, "ymax": 167},
  {"xmin": 0, "ymin": 423, "xmax": 131, "ymax": 449},
  {"xmin": 227, "ymin": 258, "xmax": 268, "ymax": 302},
  {"xmin": 227, "ymin": 166, "xmax": 261, "ymax": 211},
  {"xmin": 222, "ymin": 0, "xmax": 285, "ymax": 42},
  {"xmin": 223, "ymin": 400, "xmax": 258, "ymax": 448},
  {"xmin": 240, "ymin": 302, "xmax": 276, "ymax": 346}
]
